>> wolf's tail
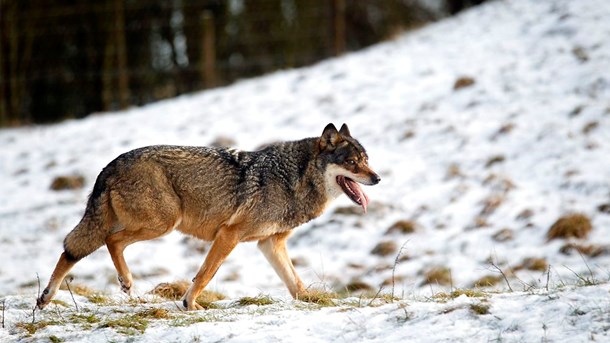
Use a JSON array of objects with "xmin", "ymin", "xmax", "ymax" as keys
[{"xmin": 63, "ymin": 167, "xmax": 115, "ymax": 261}]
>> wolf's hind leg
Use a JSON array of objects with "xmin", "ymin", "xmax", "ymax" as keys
[
  {"xmin": 36, "ymin": 252, "xmax": 78, "ymax": 309},
  {"xmin": 105, "ymin": 224, "xmax": 177, "ymax": 294},
  {"xmin": 257, "ymin": 232, "xmax": 306, "ymax": 299}
]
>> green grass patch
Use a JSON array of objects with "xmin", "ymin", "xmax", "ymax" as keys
[
  {"xmin": 69, "ymin": 312, "xmax": 101, "ymax": 326},
  {"xmin": 236, "ymin": 295, "xmax": 274, "ymax": 306},
  {"xmin": 86, "ymin": 293, "xmax": 111, "ymax": 305},
  {"xmin": 50, "ymin": 299, "xmax": 70, "ymax": 307},
  {"xmin": 470, "ymin": 303, "xmax": 491, "ymax": 315},
  {"xmin": 434, "ymin": 289, "xmax": 488, "ymax": 301},
  {"xmin": 170, "ymin": 312, "xmax": 227, "ymax": 327},
  {"xmin": 136, "ymin": 308, "xmax": 172, "ymax": 320},
  {"xmin": 297, "ymin": 290, "xmax": 337, "ymax": 307},
  {"xmin": 98, "ymin": 314, "xmax": 148, "ymax": 335},
  {"xmin": 15, "ymin": 320, "xmax": 61, "ymax": 335}
]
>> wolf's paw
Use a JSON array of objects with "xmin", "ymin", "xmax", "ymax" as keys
[
  {"xmin": 36, "ymin": 288, "xmax": 51, "ymax": 310},
  {"xmin": 181, "ymin": 299, "xmax": 204, "ymax": 311},
  {"xmin": 117, "ymin": 276, "xmax": 132, "ymax": 294}
]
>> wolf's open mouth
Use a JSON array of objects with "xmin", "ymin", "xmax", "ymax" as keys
[{"xmin": 336, "ymin": 175, "xmax": 370, "ymax": 213}]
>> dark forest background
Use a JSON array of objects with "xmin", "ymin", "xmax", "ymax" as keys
[{"xmin": 0, "ymin": 0, "xmax": 485, "ymax": 126}]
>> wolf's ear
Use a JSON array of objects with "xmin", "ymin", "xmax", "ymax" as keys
[
  {"xmin": 339, "ymin": 123, "xmax": 351, "ymax": 137},
  {"xmin": 320, "ymin": 123, "xmax": 341, "ymax": 150}
]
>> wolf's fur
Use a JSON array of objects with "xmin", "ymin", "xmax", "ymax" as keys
[{"xmin": 36, "ymin": 123, "xmax": 380, "ymax": 310}]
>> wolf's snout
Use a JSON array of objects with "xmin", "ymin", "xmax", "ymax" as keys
[{"xmin": 370, "ymin": 173, "xmax": 381, "ymax": 185}]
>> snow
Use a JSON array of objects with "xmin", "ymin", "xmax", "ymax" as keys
[{"xmin": 1, "ymin": 0, "xmax": 610, "ymax": 341}]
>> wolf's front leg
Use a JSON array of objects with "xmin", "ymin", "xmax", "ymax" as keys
[
  {"xmin": 182, "ymin": 225, "xmax": 240, "ymax": 310},
  {"xmin": 257, "ymin": 232, "xmax": 306, "ymax": 298}
]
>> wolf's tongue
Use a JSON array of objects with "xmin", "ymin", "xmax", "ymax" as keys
[{"xmin": 337, "ymin": 176, "xmax": 369, "ymax": 213}]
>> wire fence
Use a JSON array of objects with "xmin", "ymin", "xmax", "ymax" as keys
[{"xmin": 0, "ymin": 0, "xmax": 481, "ymax": 126}]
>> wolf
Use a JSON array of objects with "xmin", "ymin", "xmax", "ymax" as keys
[{"xmin": 36, "ymin": 123, "xmax": 380, "ymax": 311}]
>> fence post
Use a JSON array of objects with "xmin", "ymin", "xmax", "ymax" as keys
[
  {"xmin": 201, "ymin": 11, "xmax": 216, "ymax": 88},
  {"xmin": 332, "ymin": 0, "xmax": 346, "ymax": 56}
]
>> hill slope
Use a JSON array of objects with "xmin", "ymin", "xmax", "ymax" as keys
[{"xmin": 1, "ymin": 0, "xmax": 610, "ymax": 341}]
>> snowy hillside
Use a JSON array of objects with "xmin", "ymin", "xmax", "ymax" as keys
[{"xmin": 1, "ymin": 0, "xmax": 610, "ymax": 341}]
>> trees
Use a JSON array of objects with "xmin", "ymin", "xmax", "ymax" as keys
[{"xmin": 1, "ymin": 0, "xmax": 468, "ymax": 125}]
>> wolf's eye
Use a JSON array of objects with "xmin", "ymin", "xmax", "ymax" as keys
[{"xmin": 346, "ymin": 159, "xmax": 356, "ymax": 165}]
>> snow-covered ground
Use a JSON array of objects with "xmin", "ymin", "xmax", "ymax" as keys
[{"xmin": 2, "ymin": 0, "xmax": 610, "ymax": 341}]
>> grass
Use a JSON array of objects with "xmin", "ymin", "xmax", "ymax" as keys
[
  {"xmin": 422, "ymin": 266, "xmax": 452, "ymax": 286},
  {"xmin": 69, "ymin": 312, "xmax": 101, "ymax": 325},
  {"xmin": 149, "ymin": 280, "xmax": 226, "ymax": 309},
  {"xmin": 470, "ymin": 303, "xmax": 491, "ymax": 315},
  {"xmin": 385, "ymin": 220, "xmax": 417, "ymax": 234},
  {"xmin": 99, "ymin": 314, "xmax": 148, "ymax": 335},
  {"xmin": 97, "ymin": 308, "xmax": 172, "ymax": 335},
  {"xmin": 472, "ymin": 275, "xmax": 504, "ymax": 288},
  {"xmin": 236, "ymin": 294, "xmax": 274, "ymax": 306},
  {"xmin": 59, "ymin": 282, "xmax": 96, "ymax": 297},
  {"xmin": 433, "ymin": 289, "xmax": 488, "ymax": 301},
  {"xmin": 86, "ymin": 294, "xmax": 111, "ymax": 305},
  {"xmin": 49, "ymin": 175, "xmax": 85, "ymax": 191},
  {"xmin": 16, "ymin": 320, "xmax": 62, "ymax": 335},
  {"xmin": 371, "ymin": 241, "xmax": 398, "ymax": 257},
  {"xmin": 50, "ymin": 299, "xmax": 70, "ymax": 307},
  {"xmin": 11, "ymin": 279, "xmax": 608, "ymax": 343},
  {"xmin": 13, "ymin": 261, "xmax": 607, "ymax": 341},
  {"xmin": 170, "ymin": 312, "xmax": 227, "ymax": 327},
  {"xmin": 295, "ymin": 289, "xmax": 340, "ymax": 307},
  {"xmin": 547, "ymin": 213, "xmax": 592, "ymax": 240}
]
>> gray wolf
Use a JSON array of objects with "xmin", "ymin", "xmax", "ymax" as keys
[{"xmin": 36, "ymin": 123, "xmax": 380, "ymax": 310}]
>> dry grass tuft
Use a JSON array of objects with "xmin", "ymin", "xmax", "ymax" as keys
[
  {"xmin": 385, "ymin": 220, "xmax": 418, "ymax": 235},
  {"xmin": 434, "ymin": 289, "xmax": 487, "ymax": 300},
  {"xmin": 445, "ymin": 163, "xmax": 464, "ymax": 179},
  {"xmin": 422, "ymin": 266, "xmax": 452, "ymax": 286},
  {"xmin": 480, "ymin": 194, "xmax": 504, "ymax": 216},
  {"xmin": 333, "ymin": 206, "xmax": 362, "ymax": 215},
  {"xmin": 344, "ymin": 280, "xmax": 374, "ymax": 293},
  {"xmin": 560, "ymin": 243, "xmax": 610, "ymax": 257},
  {"xmin": 453, "ymin": 76, "xmax": 476, "ymax": 90},
  {"xmin": 582, "ymin": 121, "xmax": 599, "ymax": 134},
  {"xmin": 87, "ymin": 294, "xmax": 111, "ymax": 305},
  {"xmin": 485, "ymin": 155, "xmax": 505, "ymax": 168},
  {"xmin": 491, "ymin": 228, "xmax": 514, "ymax": 242},
  {"xmin": 371, "ymin": 241, "xmax": 398, "ymax": 257},
  {"xmin": 150, "ymin": 281, "xmax": 190, "ymax": 300},
  {"xmin": 137, "ymin": 308, "xmax": 172, "ymax": 320},
  {"xmin": 99, "ymin": 314, "xmax": 148, "ymax": 335},
  {"xmin": 50, "ymin": 175, "xmax": 85, "ymax": 191},
  {"xmin": 59, "ymin": 282, "xmax": 96, "ymax": 296},
  {"xmin": 597, "ymin": 203, "xmax": 610, "ymax": 214},
  {"xmin": 471, "ymin": 275, "xmax": 504, "ymax": 288},
  {"xmin": 16, "ymin": 320, "xmax": 61, "ymax": 335},
  {"xmin": 297, "ymin": 290, "xmax": 337, "ymax": 307},
  {"xmin": 515, "ymin": 257, "xmax": 548, "ymax": 272},
  {"xmin": 470, "ymin": 303, "xmax": 491, "ymax": 315},
  {"xmin": 516, "ymin": 209, "xmax": 535, "ymax": 221},
  {"xmin": 547, "ymin": 213, "xmax": 592, "ymax": 240},
  {"xmin": 236, "ymin": 295, "xmax": 274, "ymax": 306},
  {"xmin": 150, "ymin": 280, "xmax": 226, "ymax": 308}
]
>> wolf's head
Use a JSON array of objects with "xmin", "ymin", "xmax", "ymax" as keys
[{"xmin": 318, "ymin": 123, "xmax": 380, "ymax": 213}]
